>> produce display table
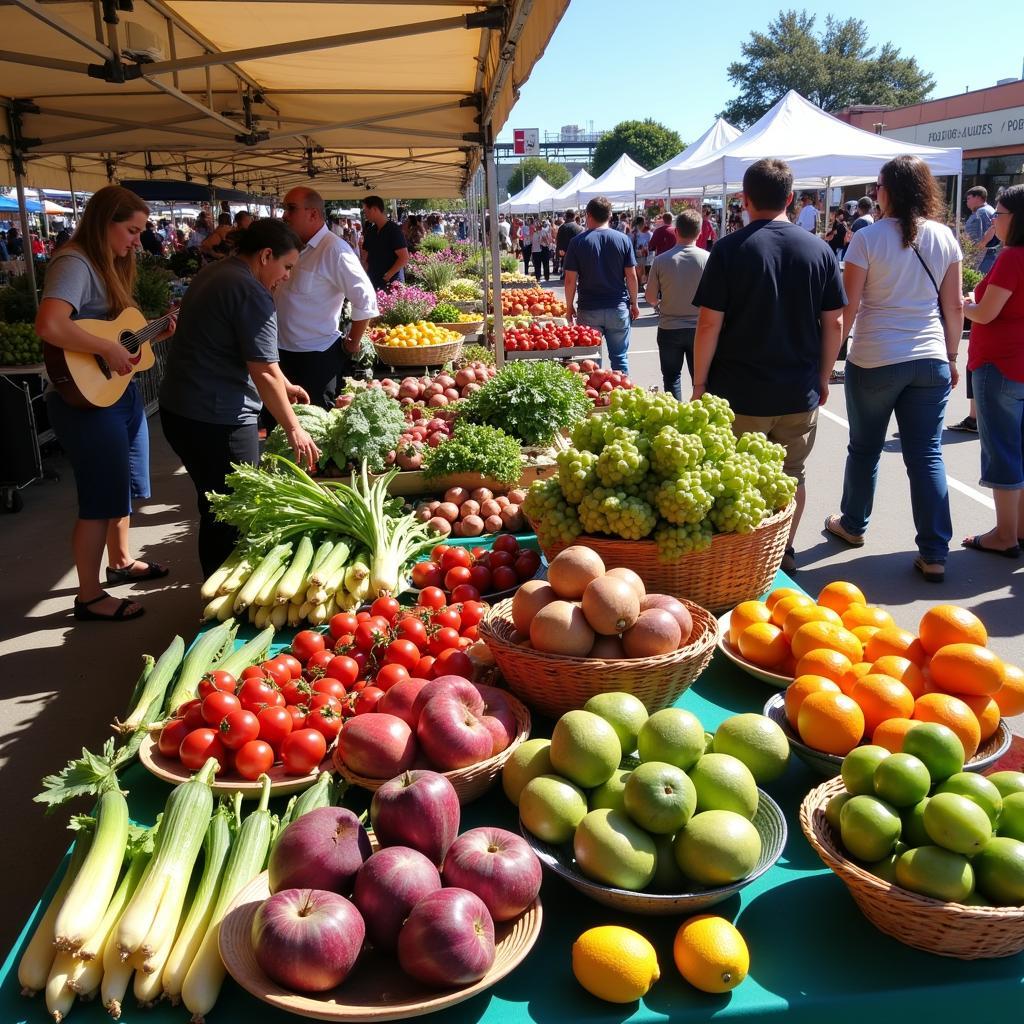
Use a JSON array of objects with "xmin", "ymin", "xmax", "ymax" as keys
[
  {"xmin": 3, "ymin": 572, "xmax": 1022, "ymax": 1024},
  {"xmin": 504, "ymin": 346, "xmax": 600, "ymax": 361}
]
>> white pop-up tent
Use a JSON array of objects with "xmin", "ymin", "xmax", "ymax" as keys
[
  {"xmin": 499, "ymin": 175, "xmax": 557, "ymax": 214},
  {"xmin": 636, "ymin": 118, "xmax": 742, "ymax": 196},
  {"xmin": 540, "ymin": 168, "xmax": 595, "ymax": 212},
  {"xmin": 577, "ymin": 154, "xmax": 648, "ymax": 205}
]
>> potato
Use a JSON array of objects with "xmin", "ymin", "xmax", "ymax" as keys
[
  {"xmin": 484, "ymin": 514, "xmax": 505, "ymax": 534},
  {"xmin": 444, "ymin": 487, "xmax": 468, "ymax": 506},
  {"xmin": 415, "ymin": 505, "xmax": 433, "ymax": 523},
  {"xmin": 459, "ymin": 499, "xmax": 481, "ymax": 519},
  {"xmin": 479, "ymin": 498, "xmax": 501, "ymax": 518},
  {"xmin": 461, "ymin": 514, "xmax": 485, "ymax": 537},
  {"xmin": 507, "ymin": 489, "xmax": 527, "ymax": 505},
  {"xmin": 435, "ymin": 502, "xmax": 460, "ymax": 523},
  {"xmin": 471, "ymin": 487, "xmax": 494, "ymax": 503},
  {"xmin": 427, "ymin": 516, "xmax": 452, "ymax": 536},
  {"xmin": 500, "ymin": 505, "xmax": 524, "ymax": 531},
  {"xmin": 495, "ymin": 495, "xmax": 511, "ymax": 509}
]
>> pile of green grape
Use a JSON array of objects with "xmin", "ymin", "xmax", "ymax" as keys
[
  {"xmin": 524, "ymin": 390, "xmax": 798, "ymax": 561},
  {"xmin": 0, "ymin": 322, "xmax": 43, "ymax": 366}
]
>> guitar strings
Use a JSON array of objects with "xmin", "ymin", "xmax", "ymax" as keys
[{"xmin": 119, "ymin": 315, "xmax": 171, "ymax": 353}]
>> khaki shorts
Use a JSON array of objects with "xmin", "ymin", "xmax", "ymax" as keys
[{"xmin": 732, "ymin": 409, "xmax": 818, "ymax": 485}]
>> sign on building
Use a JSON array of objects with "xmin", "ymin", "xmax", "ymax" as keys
[
  {"xmin": 883, "ymin": 107, "xmax": 1024, "ymax": 150},
  {"xmin": 513, "ymin": 129, "xmax": 540, "ymax": 156}
]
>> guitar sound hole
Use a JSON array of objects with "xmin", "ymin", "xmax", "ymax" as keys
[
  {"xmin": 93, "ymin": 353, "xmax": 112, "ymax": 380},
  {"xmin": 119, "ymin": 331, "xmax": 140, "ymax": 354}
]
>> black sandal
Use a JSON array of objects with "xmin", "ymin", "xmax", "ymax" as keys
[
  {"xmin": 74, "ymin": 593, "xmax": 145, "ymax": 621},
  {"xmin": 962, "ymin": 535, "xmax": 1021, "ymax": 559},
  {"xmin": 106, "ymin": 560, "xmax": 169, "ymax": 584}
]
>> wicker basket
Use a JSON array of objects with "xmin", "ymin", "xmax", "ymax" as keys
[
  {"xmin": 433, "ymin": 320, "xmax": 484, "ymax": 337},
  {"xmin": 539, "ymin": 504, "xmax": 794, "ymax": 614},
  {"xmin": 801, "ymin": 777, "xmax": 1024, "ymax": 959},
  {"xmin": 478, "ymin": 597, "xmax": 719, "ymax": 717},
  {"xmin": 373, "ymin": 338, "xmax": 463, "ymax": 366},
  {"xmin": 333, "ymin": 690, "xmax": 531, "ymax": 804}
]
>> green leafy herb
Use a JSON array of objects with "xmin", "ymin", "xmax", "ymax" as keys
[
  {"xmin": 423, "ymin": 423, "xmax": 523, "ymax": 484},
  {"xmin": 325, "ymin": 389, "xmax": 406, "ymax": 473}
]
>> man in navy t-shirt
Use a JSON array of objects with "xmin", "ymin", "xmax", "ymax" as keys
[
  {"xmin": 563, "ymin": 196, "xmax": 639, "ymax": 372},
  {"xmin": 692, "ymin": 158, "xmax": 846, "ymax": 572}
]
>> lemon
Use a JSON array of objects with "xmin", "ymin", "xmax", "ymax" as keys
[
  {"xmin": 572, "ymin": 925, "xmax": 660, "ymax": 1003},
  {"xmin": 673, "ymin": 915, "xmax": 749, "ymax": 993}
]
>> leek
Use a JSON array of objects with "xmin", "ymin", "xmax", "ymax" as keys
[
  {"xmin": 200, "ymin": 550, "xmax": 242, "ymax": 601},
  {"xmin": 309, "ymin": 538, "xmax": 334, "ymax": 574},
  {"xmin": 252, "ymin": 604, "xmax": 271, "ymax": 629},
  {"xmin": 44, "ymin": 950, "xmax": 77, "ymax": 1022},
  {"xmin": 308, "ymin": 537, "xmax": 351, "ymax": 587},
  {"xmin": 255, "ymin": 561, "xmax": 288, "ymax": 608},
  {"xmin": 233, "ymin": 543, "xmax": 292, "ymax": 613},
  {"xmin": 164, "ymin": 621, "xmax": 237, "ymax": 717},
  {"xmin": 219, "ymin": 554, "xmax": 254, "ymax": 596},
  {"xmin": 101, "ymin": 933, "xmax": 136, "ymax": 1018},
  {"xmin": 270, "ymin": 603, "xmax": 288, "ymax": 629},
  {"xmin": 201, "ymin": 591, "xmax": 234, "ymax": 622},
  {"xmin": 119, "ymin": 635, "xmax": 185, "ymax": 733},
  {"xmin": 275, "ymin": 534, "xmax": 315, "ymax": 603}
]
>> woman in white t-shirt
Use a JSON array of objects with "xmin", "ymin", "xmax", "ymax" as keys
[{"xmin": 825, "ymin": 156, "xmax": 964, "ymax": 582}]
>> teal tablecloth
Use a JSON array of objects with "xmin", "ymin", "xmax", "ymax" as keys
[{"xmin": 3, "ymin": 573, "xmax": 1022, "ymax": 1023}]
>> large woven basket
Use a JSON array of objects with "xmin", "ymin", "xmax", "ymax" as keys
[
  {"xmin": 539, "ymin": 504, "xmax": 794, "ymax": 614},
  {"xmin": 800, "ymin": 777, "xmax": 1024, "ymax": 959},
  {"xmin": 433, "ymin": 320, "xmax": 484, "ymax": 337},
  {"xmin": 333, "ymin": 690, "xmax": 531, "ymax": 804},
  {"xmin": 373, "ymin": 338, "xmax": 463, "ymax": 366},
  {"xmin": 478, "ymin": 597, "xmax": 719, "ymax": 717}
]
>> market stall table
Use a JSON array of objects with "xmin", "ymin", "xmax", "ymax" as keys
[{"xmin": 3, "ymin": 573, "xmax": 1022, "ymax": 1024}]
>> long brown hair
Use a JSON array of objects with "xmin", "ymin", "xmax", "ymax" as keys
[
  {"xmin": 70, "ymin": 185, "xmax": 149, "ymax": 314},
  {"xmin": 877, "ymin": 156, "xmax": 941, "ymax": 248}
]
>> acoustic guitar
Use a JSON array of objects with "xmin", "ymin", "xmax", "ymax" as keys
[{"xmin": 43, "ymin": 307, "xmax": 173, "ymax": 409}]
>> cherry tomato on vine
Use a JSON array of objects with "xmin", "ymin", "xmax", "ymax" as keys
[
  {"xmin": 306, "ymin": 706, "xmax": 344, "ymax": 742},
  {"xmin": 412, "ymin": 561, "xmax": 443, "ymax": 589},
  {"xmin": 179, "ymin": 729, "xmax": 226, "ymax": 771},
  {"xmin": 278, "ymin": 653, "xmax": 303, "ymax": 680},
  {"xmin": 444, "ymin": 566, "xmax": 472, "ymax": 592},
  {"xmin": 356, "ymin": 610, "xmax": 371, "ymax": 622},
  {"xmin": 312, "ymin": 677, "xmax": 347, "ymax": 701},
  {"xmin": 325, "ymin": 654, "xmax": 359, "ymax": 687},
  {"xmin": 431, "ymin": 647, "xmax": 475, "ymax": 679},
  {"xmin": 237, "ymin": 675, "xmax": 280, "ymax": 711},
  {"xmin": 354, "ymin": 686, "xmax": 386, "ymax": 715},
  {"xmin": 158, "ymin": 718, "xmax": 190, "ymax": 758},
  {"xmin": 459, "ymin": 600, "xmax": 486, "ymax": 629},
  {"xmin": 303, "ymin": 649, "xmax": 335, "ymax": 679},
  {"xmin": 355, "ymin": 620, "xmax": 388, "ymax": 653},
  {"xmin": 370, "ymin": 596, "xmax": 402, "ymax": 623},
  {"xmin": 290, "ymin": 630, "xmax": 326, "ymax": 664},
  {"xmin": 430, "ymin": 544, "xmax": 449, "ymax": 563},
  {"xmin": 418, "ymin": 586, "xmax": 447, "ymax": 610},
  {"xmin": 202, "ymin": 691, "xmax": 241, "ymax": 725},
  {"xmin": 235, "ymin": 739, "xmax": 275, "ymax": 780},
  {"xmin": 329, "ymin": 612, "xmax": 359, "ymax": 640},
  {"xmin": 428, "ymin": 626, "xmax": 462, "ymax": 657},
  {"xmin": 375, "ymin": 663, "xmax": 410, "ymax": 692},
  {"xmin": 307, "ymin": 693, "xmax": 342, "ymax": 713},
  {"xmin": 219, "ymin": 709, "xmax": 260, "ymax": 750},
  {"xmin": 285, "ymin": 704, "xmax": 307, "ymax": 731},
  {"xmin": 395, "ymin": 616, "xmax": 428, "ymax": 648},
  {"xmin": 383, "ymin": 639, "xmax": 421, "ymax": 671},
  {"xmin": 282, "ymin": 677, "xmax": 312, "ymax": 706},
  {"xmin": 281, "ymin": 729, "xmax": 327, "ymax": 775},
  {"xmin": 178, "ymin": 698, "xmax": 205, "ymax": 731},
  {"xmin": 431, "ymin": 606, "xmax": 462, "ymax": 632},
  {"xmin": 415, "ymin": 655, "xmax": 436, "ymax": 678},
  {"xmin": 461, "ymin": 624, "xmax": 480, "ymax": 642},
  {"xmin": 256, "ymin": 706, "xmax": 293, "ymax": 747},
  {"xmin": 262, "ymin": 657, "xmax": 293, "ymax": 687},
  {"xmin": 450, "ymin": 584, "xmax": 481, "ymax": 605},
  {"xmin": 198, "ymin": 669, "xmax": 237, "ymax": 700},
  {"xmin": 241, "ymin": 665, "xmax": 272, "ymax": 683},
  {"xmin": 440, "ymin": 547, "xmax": 472, "ymax": 572}
]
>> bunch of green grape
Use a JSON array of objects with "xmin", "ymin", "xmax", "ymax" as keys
[
  {"xmin": 708, "ymin": 489, "xmax": 768, "ymax": 534},
  {"xmin": 650, "ymin": 426, "xmax": 704, "ymax": 479},
  {"xmin": 522, "ymin": 478, "xmax": 582, "ymax": 548},
  {"xmin": 555, "ymin": 448, "xmax": 599, "ymax": 505},
  {"xmin": 0, "ymin": 322, "xmax": 43, "ymax": 365},
  {"xmin": 654, "ymin": 520, "xmax": 714, "ymax": 560},
  {"xmin": 654, "ymin": 473, "xmax": 715, "ymax": 525},
  {"xmin": 600, "ymin": 492, "xmax": 657, "ymax": 540},
  {"xmin": 758, "ymin": 466, "xmax": 799, "ymax": 510},
  {"xmin": 699, "ymin": 392, "xmax": 735, "ymax": 428},
  {"xmin": 577, "ymin": 486, "xmax": 616, "ymax": 535},
  {"xmin": 699, "ymin": 425, "xmax": 737, "ymax": 463},
  {"xmin": 570, "ymin": 416, "xmax": 609, "ymax": 453},
  {"xmin": 595, "ymin": 435, "xmax": 649, "ymax": 487},
  {"xmin": 674, "ymin": 398, "xmax": 711, "ymax": 435}
]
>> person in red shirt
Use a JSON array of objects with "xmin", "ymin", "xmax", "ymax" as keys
[
  {"xmin": 697, "ymin": 205, "xmax": 718, "ymax": 250},
  {"xmin": 963, "ymin": 183, "xmax": 1024, "ymax": 557},
  {"xmin": 648, "ymin": 212, "xmax": 676, "ymax": 257}
]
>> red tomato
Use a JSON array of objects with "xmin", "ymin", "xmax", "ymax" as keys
[
  {"xmin": 219, "ymin": 709, "xmax": 260, "ymax": 750},
  {"xmin": 312, "ymin": 677, "xmax": 347, "ymax": 701},
  {"xmin": 514, "ymin": 550, "xmax": 542, "ymax": 579},
  {"xmin": 202, "ymin": 691, "xmax": 241, "ymax": 726},
  {"xmin": 241, "ymin": 664, "xmax": 270, "ymax": 682},
  {"xmin": 415, "ymin": 655, "xmax": 436, "ymax": 678},
  {"xmin": 303, "ymin": 649, "xmax": 335, "ymax": 679},
  {"xmin": 432, "ymin": 647, "xmax": 475, "ymax": 679},
  {"xmin": 439, "ymin": 547, "xmax": 472, "ymax": 573},
  {"xmin": 487, "ymin": 549, "xmax": 515, "ymax": 570},
  {"xmin": 158, "ymin": 719, "xmax": 190, "ymax": 759},
  {"xmin": 383, "ymin": 639, "xmax": 421, "ymax": 671},
  {"xmin": 281, "ymin": 677, "xmax": 312, "ymax": 706},
  {"xmin": 428, "ymin": 626, "xmax": 462, "ymax": 657},
  {"xmin": 237, "ymin": 676, "xmax": 280, "ymax": 711},
  {"xmin": 375, "ymin": 663, "xmax": 410, "ymax": 692},
  {"xmin": 280, "ymin": 729, "xmax": 327, "ymax": 775},
  {"xmin": 462, "ymin": 624, "xmax": 480, "ymax": 642},
  {"xmin": 285, "ymin": 704, "xmax": 307, "ymax": 731},
  {"xmin": 234, "ymin": 740, "xmax": 275, "ymax": 780},
  {"xmin": 355, "ymin": 610, "xmax": 370, "ymax": 622},
  {"xmin": 430, "ymin": 544, "xmax": 449, "ymax": 563},
  {"xmin": 328, "ymin": 612, "xmax": 359, "ymax": 640},
  {"xmin": 491, "ymin": 565, "xmax": 519, "ymax": 591},
  {"xmin": 256, "ymin": 706, "xmax": 293, "ymax": 747},
  {"xmin": 354, "ymin": 620, "xmax": 387, "ymax": 653},
  {"xmin": 333, "ymin": 633, "xmax": 356, "ymax": 654},
  {"xmin": 371, "ymin": 596, "xmax": 402, "ymax": 623},
  {"xmin": 395, "ymin": 616, "xmax": 428, "ymax": 648},
  {"xmin": 459, "ymin": 600, "xmax": 487, "ymax": 628},
  {"xmin": 353, "ymin": 686, "xmax": 385, "ymax": 715},
  {"xmin": 468, "ymin": 565, "xmax": 492, "ymax": 593},
  {"xmin": 324, "ymin": 655, "xmax": 359, "ymax": 687},
  {"xmin": 418, "ymin": 586, "xmax": 447, "ymax": 610},
  {"xmin": 179, "ymin": 729, "xmax": 226, "ymax": 771},
  {"xmin": 444, "ymin": 565, "xmax": 473, "ymax": 591},
  {"xmin": 278, "ymin": 653, "xmax": 303, "ymax": 680},
  {"xmin": 198, "ymin": 669, "xmax": 237, "ymax": 700},
  {"xmin": 431, "ymin": 606, "xmax": 462, "ymax": 632},
  {"xmin": 450, "ymin": 583, "xmax": 481, "ymax": 605},
  {"xmin": 470, "ymin": 546, "xmax": 488, "ymax": 561},
  {"xmin": 308, "ymin": 693, "xmax": 342, "ymax": 713},
  {"xmin": 306, "ymin": 706, "xmax": 344, "ymax": 742},
  {"xmin": 290, "ymin": 629, "xmax": 326, "ymax": 665},
  {"xmin": 411, "ymin": 561, "xmax": 443, "ymax": 589},
  {"xmin": 492, "ymin": 534, "xmax": 520, "ymax": 556},
  {"xmin": 178, "ymin": 698, "xmax": 205, "ymax": 731},
  {"xmin": 262, "ymin": 657, "xmax": 292, "ymax": 687}
]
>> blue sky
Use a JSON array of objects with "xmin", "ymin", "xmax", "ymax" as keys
[{"xmin": 498, "ymin": 0, "xmax": 1023, "ymax": 145}]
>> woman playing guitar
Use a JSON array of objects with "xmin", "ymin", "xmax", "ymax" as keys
[{"xmin": 36, "ymin": 185, "xmax": 176, "ymax": 622}]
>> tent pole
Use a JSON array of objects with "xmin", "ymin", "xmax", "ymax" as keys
[
  {"xmin": 667, "ymin": 187, "xmax": 672, "ymax": 216},
  {"xmin": 824, "ymin": 176, "xmax": 831, "ymax": 239},
  {"xmin": 484, "ymin": 137, "xmax": 505, "ymax": 370},
  {"xmin": 14, "ymin": 168, "xmax": 38, "ymax": 310},
  {"xmin": 66, "ymin": 156, "xmax": 79, "ymax": 224},
  {"xmin": 954, "ymin": 172, "xmax": 963, "ymax": 238},
  {"xmin": 721, "ymin": 179, "xmax": 727, "ymax": 236}
]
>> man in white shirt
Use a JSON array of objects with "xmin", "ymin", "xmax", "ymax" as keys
[
  {"xmin": 277, "ymin": 187, "xmax": 379, "ymax": 409},
  {"xmin": 796, "ymin": 193, "xmax": 819, "ymax": 233}
]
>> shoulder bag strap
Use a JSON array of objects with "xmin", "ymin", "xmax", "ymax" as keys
[{"xmin": 909, "ymin": 240, "xmax": 944, "ymax": 322}]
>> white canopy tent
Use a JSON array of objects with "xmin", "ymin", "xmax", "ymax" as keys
[
  {"xmin": 577, "ymin": 153, "xmax": 648, "ymax": 205},
  {"xmin": 539, "ymin": 168, "xmax": 595, "ymax": 212},
  {"xmin": 498, "ymin": 174, "xmax": 556, "ymax": 214},
  {"xmin": 635, "ymin": 118, "xmax": 742, "ymax": 196}
]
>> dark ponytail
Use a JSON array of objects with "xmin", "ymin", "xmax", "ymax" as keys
[
  {"xmin": 878, "ymin": 156, "xmax": 942, "ymax": 248},
  {"xmin": 234, "ymin": 218, "xmax": 301, "ymax": 257}
]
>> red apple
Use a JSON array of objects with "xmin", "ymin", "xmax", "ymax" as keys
[
  {"xmin": 268, "ymin": 807, "xmax": 372, "ymax": 895},
  {"xmin": 474, "ymin": 684, "xmax": 518, "ymax": 755},
  {"xmin": 417, "ymin": 695, "xmax": 493, "ymax": 770},
  {"xmin": 412, "ymin": 675, "xmax": 484, "ymax": 720},
  {"xmin": 441, "ymin": 827, "xmax": 543, "ymax": 922},
  {"xmin": 252, "ymin": 889, "xmax": 365, "ymax": 993},
  {"xmin": 377, "ymin": 676, "xmax": 430, "ymax": 727},
  {"xmin": 352, "ymin": 847, "xmax": 441, "ymax": 951},
  {"xmin": 370, "ymin": 769, "xmax": 461, "ymax": 865},
  {"xmin": 335, "ymin": 714, "xmax": 417, "ymax": 779},
  {"xmin": 397, "ymin": 888, "xmax": 495, "ymax": 988}
]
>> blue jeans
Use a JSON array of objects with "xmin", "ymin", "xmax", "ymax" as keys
[
  {"xmin": 656, "ymin": 326, "xmax": 695, "ymax": 400},
  {"xmin": 578, "ymin": 304, "xmax": 632, "ymax": 373},
  {"xmin": 972, "ymin": 362, "xmax": 1024, "ymax": 489},
  {"xmin": 840, "ymin": 358, "xmax": 953, "ymax": 563},
  {"xmin": 978, "ymin": 246, "xmax": 999, "ymax": 275}
]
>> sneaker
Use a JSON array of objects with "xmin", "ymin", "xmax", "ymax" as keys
[
  {"xmin": 948, "ymin": 417, "xmax": 978, "ymax": 433},
  {"xmin": 829, "ymin": 369, "xmax": 845, "ymax": 383}
]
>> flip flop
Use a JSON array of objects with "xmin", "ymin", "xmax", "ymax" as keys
[
  {"xmin": 106, "ymin": 560, "xmax": 170, "ymax": 584},
  {"xmin": 824, "ymin": 514, "xmax": 864, "ymax": 547},
  {"xmin": 913, "ymin": 557, "xmax": 945, "ymax": 583},
  {"xmin": 962, "ymin": 535, "xmax": 1021, "ymax": 559},
  {"xmin": 74, "ymin": 593, "xmax": 145, "ymax": 621}
]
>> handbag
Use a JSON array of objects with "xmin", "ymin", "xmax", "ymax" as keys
[{"xmin": 909, "ymin": 240, "xmax": 944, "ymax": 322}]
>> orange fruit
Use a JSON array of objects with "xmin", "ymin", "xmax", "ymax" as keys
[
  {"xmin": 958, "ymin": 694, "xmax": 1001, "ymax": 743},
  {"xmin": 918, "ymin": 605, "xmax": 988, "ymax": 655},
  {"xmin": 850, "ymin": 674, "xmax": 916, "ymax": 735},
  {"xmin": 817, "ymin": 581, "xmax": 867, "ymax": 615},
  {"xmin": 794, "ymin": 649, "xmax": 853, "ymax": 687},
  {"xmin": 994, "ymin": 663, "xmax": 1024, "ymax": 717},
  {"xmin": 864, "ymin": 627, "xmax": 927, "ymax": 667},
  {"xmin": 770, "ymin": 593, "xmax": 814, "ymax": 626},
  {"xmin": 729, "ymin": 600, "xmax": 772, "ymax": 646},
  {"xmin": 737, "ymin": 622, "xmax": 790, "ymax": 669},
  {"xmin": 785, "ymin": 675, "xmax": 841, "ymax": 729},
  {"xmin": 851, "ymin": 625, "xmax": 881, "ymax": 645},
  {"xmin": 797, "ymin": 691, "xmax": 865, "ymax": 755},
  {"xmin": 840, "ymin": 661, "xmax": 874, "ymax": 696},
  {"xmin": 929, "ymin": 643, "xmax": 1005, "ymax": 696},
  {"xmin": 781, "ymin": 603, "xmax": 841, "ymax": 640},
  {"xmin": 841, "ymin": 604, "xmax": 895, "ymax": 631},
  {"xmin": 870, "ymin": 655, "xmax": 928, "ymax": 699},
  {"xmin": 913, "ymin": 692, "xmax": 982, "ymax": 760},
  {"xmin": 790, "ymin": 621, "xmax": 863, "ymax": 664},
  {"xmin": 872, "ymin": 717, "xmax": 917, "ymax": 753},
  {"xmin": 765, "ymin": 587, "xmax": 803, "ymax": 612}
]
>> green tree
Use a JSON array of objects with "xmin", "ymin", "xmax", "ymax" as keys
[
  {"xmin": 591, "ymin": 120, "xmax": 683, "ymax": 177},
  {"xmin": 402, "ymin": 197, "xmax": 467, "ymax": 212},
  {"xmin": 721, "ymin": 10, "xmax": 934, "ymax": 127},
  {"xmin": 506, "ymin": 157, "xmax": 571, "ymax": 196}
]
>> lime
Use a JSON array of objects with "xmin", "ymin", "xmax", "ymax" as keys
[
  {"xmin": 712, "ymin": 713, "xmax": 790, "ymax": 783},
  {"xmin": 867, "ymin": 852, "xmax": 900, "ymax": 884},
  {"xmin": 519, "ymin": 775, "xmax": 588, "ymax": 844},
  {"xmin": 703, "ymin": 731, "xmax": 715, "ymax": 754},
  {"xmin": 872, "ymin": 753, "xmax": 931, "ymax": 808},
  {"xmin": 901, "ymin": 722, "xmax": 964, "ymax": 783},
  {"xmin": 973, "ymin": 837, "xmax": 1024, "ymax": 905},
  {"xmin": 573, "ymin": 808, "xmax": 657, "ymax": 891},
  {"xmin": 589, "ymin": 768, "xmax": 631, "ymax": 814},
  {"xmin": 550, "ymin": 710, "xmax": 622, "ymax": 789},
  {"xmin": 923, "ymin": 792, "xmax": 993, "ymax": 855},
  {"xmin": 988, "ymin": 771, "xmax": 1024, "ymax": 800},
  {"xmin": 674, "ymin": 810, "xmax": 762, "ymax": 886},
  {"xmin": 901, "ymin": 798, "xmax": 931, "ymax": 848},
  {"xmin": 623, "ymin": 761, "xmax": 697, "ymax": 835},
  {"xmin": 650, "ymin": 833, "xmax": 688, "ymax": 892},
  {"xmin": 895, "ymin": 846, "xmax": 975, "ymax": 902},
  {"xmin": 840, "ymin": 795, "xmax": 902, "ymax": 861},
  {"xmin": 826, "ymin": 791, "xmax": 853, "ymax": 831},
  {"xmin": 997, "ymin": 792, "xmax": 1024, "ymax": 842},
  {"xmin": 688, "ymin": 753, "xmax": 759, "ymax": 819},
  {"xmin": 502, "ymin": 738, "xmax": 554, "ymax": 806},
  {"xmin": 584, "ymin": 693, "xmax": 649, "ymax": 755},
  {"xmin": 841, "ymin": 745, "xmax": 891, "ymax": 796},
  {"xmin": 637, "ymin": 708, "xmax": 705, "ymax": 771},
  {"xmin": 935, "ymin": 772, "xmax": 1003, "ymax": 828}
]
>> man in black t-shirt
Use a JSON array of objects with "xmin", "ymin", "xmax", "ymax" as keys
[
  {"xmin": 692, "ymin": 158, "xmax": 846, "ymax": 571},
  {"xmin": 555, "ymin": 209, "xmax": 583, "ymax": 279},
  {"xmin": 360, "ymin": 195, "xmax": 409, "ymax": 292}
]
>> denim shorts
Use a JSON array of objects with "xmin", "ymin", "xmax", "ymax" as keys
[{"xmin": 972, "ymin": 362, "xmax": 1024, "ymax": 489}]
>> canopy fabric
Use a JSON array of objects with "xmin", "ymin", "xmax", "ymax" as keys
[
  {"xmin": 577, "ymin": 153, "xmax": 648, "ymax": 204},
  {"xmin": 635, "ymin": 118, "xmax": 742, "ymax": 196},
  {"xmin": 657, "ymin": 91, "xmax": 962, "ymax": 193},
  {"xmin": 0, "ymin": 194, "xmax": 43, "ymax": 214},
  {"xmin": 0, "ymin": 1, "xmax": 570, "ymax": 198},
  {"xmin": 42, "ymin": 199, "xmax": 74, "ymax": 215},
  {"xmin": 539, "ymin": 168, "xmax": 595, "ymax": 212},
  {"xmin": 122, "ymin": 180, "xmax": 269, "ymax": 204},
  {"xmin": 498, "ymin": 175, "xmax": 556, "ymax": 214}
]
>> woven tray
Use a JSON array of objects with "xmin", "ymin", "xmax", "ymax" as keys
[
  {"xmin": 333, "ymin": 691, "xmax": 531, "ymax": 804},
  {"xmin": 801, "ymin": 777, "xmax": 1024, "ymax": 959},
  {"xmin": 432, "ymin": 320, "xmax": 484, "ymax": 337},
  {"xmin": 478, "ymin": 597, "xmax": 718, "ymax": 717},
  {"xmin": 373, "ymin": 338, "xmax": 463, "ymax": 367},
  {"xmin": 539, "ymin": 504, "xmax": 794, "ymax": 614}
]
